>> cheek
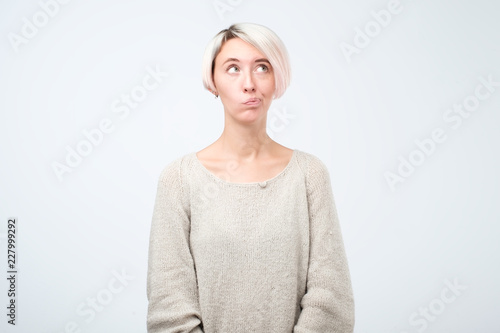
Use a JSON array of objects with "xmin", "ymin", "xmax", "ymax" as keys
[
  {"xmin": 214, "ymin": 72, "xmax": 234, "ymax": 91},
  {"xmin": 263, "ymin": 76, "xmax": 276, "ymax": 95},
  {"xmin": 215, "ymin": 80, "xmax": 236, "ymax": 98}
]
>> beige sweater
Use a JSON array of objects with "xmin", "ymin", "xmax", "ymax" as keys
[{"xmin": 147, "ymin": 149, "xmax": 355, "ymax": 332}]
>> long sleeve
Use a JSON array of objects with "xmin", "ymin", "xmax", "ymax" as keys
[
  {"xmin": 294, "ymin": 156, "xmax": 355, "ymax": 332},
  {"xmin": 147, "ymin": 157, "xmax": 204, "ymax": 333}
]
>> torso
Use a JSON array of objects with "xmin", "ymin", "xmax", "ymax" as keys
[{"xmin": 195, "ymin": 144, "xmax": 294, "ymax": 183}]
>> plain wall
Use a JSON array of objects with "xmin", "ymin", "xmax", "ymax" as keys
[{"xmin": 1, "ymin": 0, "xmax": 499, "ymax": 332}]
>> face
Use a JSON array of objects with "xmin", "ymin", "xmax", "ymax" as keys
[{"xmin": 212, "ymin": 38, "xmax": 276, "ymax": 124}]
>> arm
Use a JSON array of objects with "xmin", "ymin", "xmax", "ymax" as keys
[
  {"xmin": 147, "ymin": 157, "xmax": 203, "ymax": 333},
  {"xmin": 294, "ymin": 155, "xmax": 355, "ymax": 332}
]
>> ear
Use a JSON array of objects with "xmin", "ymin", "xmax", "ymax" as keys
[
  {"xmin": 211, "ymin": 81, "xmax": 218, "ymax": 96},
  {"xmin": 208, "ymin": 88, "xmax": 218, "ymax": 98}
]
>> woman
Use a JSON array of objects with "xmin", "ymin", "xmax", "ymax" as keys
[{"xmin": 147, "ymin": 23, "xmax": 354, "ymax": 332}]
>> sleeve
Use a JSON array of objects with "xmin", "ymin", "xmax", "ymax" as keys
[
  {"xmin": 147, "ymin": 157, "xmax": 204, "ymax": 333},
  {"xmin": 294, "ymin": 155, "xmax": 355, "ymax": 333}
]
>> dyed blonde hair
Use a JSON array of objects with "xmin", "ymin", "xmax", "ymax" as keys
[{"xmin": 202, "ymin": 23, "xmax": 291, "ymax": 99}]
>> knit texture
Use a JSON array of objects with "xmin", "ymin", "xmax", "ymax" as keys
[{"xmin": 147, "ymin": 149, "xmax": 355, "ymax": 332}]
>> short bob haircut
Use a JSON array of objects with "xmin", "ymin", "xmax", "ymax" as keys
[{"xmin": 202, "ymin": 23, "xmax": 291, "ymax": 99}]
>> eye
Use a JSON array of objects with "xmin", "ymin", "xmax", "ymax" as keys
[
  {"xmin": 256, "ymin": 64, "xmax": 269, "ymax": 72},
  {"xmin": 227, "ymin": 65, "xmax": 239, "ymax": 73}
]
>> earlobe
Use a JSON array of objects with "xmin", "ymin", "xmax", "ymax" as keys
[
  {"xmin": 211, "ymin": 81, "xmax": 218, "ymax": 98},
  {"xmin": 209, "ymin": 89, "xmax": 219, "ymax": 98}
]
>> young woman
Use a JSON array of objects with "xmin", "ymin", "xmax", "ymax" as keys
[{"xmin": 147, "ymin": 23, "xmax": 354, "ymax": 332}]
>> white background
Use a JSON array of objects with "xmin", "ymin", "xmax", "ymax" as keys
[{"xmin": 1, "ymin": 0, "xmax": 499, "ymax": 332}]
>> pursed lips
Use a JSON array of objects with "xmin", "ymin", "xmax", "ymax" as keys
[{"xmin": 243, "ymin": 98, "xmax": 261, "ymax": 105}]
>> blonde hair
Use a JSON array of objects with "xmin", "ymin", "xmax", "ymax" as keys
[{"xmin": 202, "ymin": 23, "xmax": 291, "ymax": 99}]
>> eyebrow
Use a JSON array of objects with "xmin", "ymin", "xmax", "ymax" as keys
[{"xmin": 222, "ymin": 58, "xmax": 271, "ymax": 65}]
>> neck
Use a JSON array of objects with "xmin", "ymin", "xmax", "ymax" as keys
[{"xmin": 216, "ymin": 117, "xmax": 274, "ymax": 161}]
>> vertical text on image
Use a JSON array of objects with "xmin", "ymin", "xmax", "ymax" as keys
[{"xmin": 6, "ymin": 218, "xmax": 18, "ymax": 325}]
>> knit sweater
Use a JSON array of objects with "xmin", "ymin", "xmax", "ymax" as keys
[{"xmin": 147, "ymin": 149, "xmax": 355, "ymax": 332}]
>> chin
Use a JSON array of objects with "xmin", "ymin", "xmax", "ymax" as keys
[{"xmin": 236, "ymin": 109, "xmax": 267, "ymax": 123}]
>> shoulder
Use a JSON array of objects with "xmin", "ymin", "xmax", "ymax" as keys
[
  {"xmin": 157, "ymin": 152, "xmax": 196, "ymax": 186},
  {"xmin": 295, "ymin": 149, "xmax": 331, "ymax": 178},
  {"xmin": 294, "ymin": 150, "xmax": 334, "ymax": 196}
]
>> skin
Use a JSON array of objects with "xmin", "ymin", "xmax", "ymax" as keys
[{"xmin": 196, "ymin": 37, "xmax": 293, "ymax": 183}]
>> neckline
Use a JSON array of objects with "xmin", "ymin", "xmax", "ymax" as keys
[{"xmin": 192, "ymin": 149, "xmax": 297, "ymax": 186}]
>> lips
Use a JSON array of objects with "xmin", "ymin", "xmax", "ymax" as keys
[{"xmin": 243, "ymin": 98, "xmax": 261, "ymax": 105}]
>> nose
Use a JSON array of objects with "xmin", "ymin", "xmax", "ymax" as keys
[{"xmin": 242, "ymin": 72, "xmax": 255, "ymax": 93}]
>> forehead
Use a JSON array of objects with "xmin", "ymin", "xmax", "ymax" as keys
[{"xmin": 215, "ymin": 38, "xmax": 267, "ymax": 63}]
